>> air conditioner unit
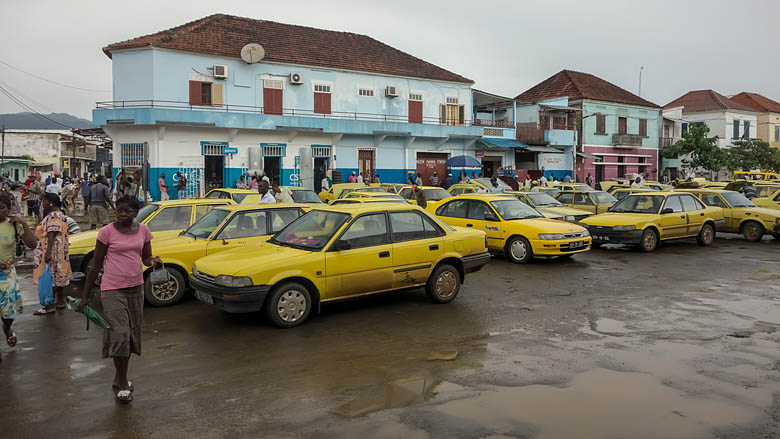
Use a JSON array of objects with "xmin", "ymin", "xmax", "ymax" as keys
[
  {"xmin": 213, "ymin": 64, "xmax": 228, "ymax": 79},
  {"xmin": 385, "ymin": 86, "xmax": 399, "ymax": 97},
  {"xmin": 290, "ymin": 72, "xmax": 304, "ymax": 85}
]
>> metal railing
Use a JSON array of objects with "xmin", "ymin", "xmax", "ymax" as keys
[
  {"xmin": 660, "ymin": 137, "xmax": 680, "ymax": 148},
  {"xmin": 95, "ymin": 100, "xmax": 513, "ymax": 129}
]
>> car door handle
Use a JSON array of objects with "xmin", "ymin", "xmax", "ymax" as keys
[
  {"xmin": 466, "ymin": 223, "xmax": 473, "ymax": 227},
  {"xmin": 429, "ymin": 244, "xmax": 439, "ymax": 251},
  {"xmin": 378, "ymin": 251, "xmax": 390, "ymax": 258},
  {"xmin": 700, "ymin": 213, "xmax": 704, "ymax": 216}
]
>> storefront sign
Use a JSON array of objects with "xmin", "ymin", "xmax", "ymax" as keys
[
  {"xmin": 222, "ymin": 147, "xmax": 238, "ymax": 155},
  {"xmin": 542, "ymin": 156, "xmax": 563, "ymax": 164}
]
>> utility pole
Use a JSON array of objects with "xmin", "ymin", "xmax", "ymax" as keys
[
  {"xmin": 638, "ymin": 66, "xmax": 644, "ymax": 97},
  {"xmin": 1, "ymin": 124, "xmax": 5, "ymax": 175},
  {"xmin": 71, "ymin": 129, "xmax": 77, "ymax": 179}
]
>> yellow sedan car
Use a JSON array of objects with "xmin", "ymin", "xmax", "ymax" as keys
[
  {"xmin": 398, "ymin": 185, "xmax": 453, "ymax": 206},
  {"xmin": 430, "ymin": 195, "xmax": 591, "ymax": 263},
  {"xmin": 204, "ymin": 188, "xmax": 257, "ymax": 203},
  {"xmin": 145, "ymin": 204, "xmax": 310, "ymax": 306},
  {"xmin": 554, "ymin": 182, "xmax": 595, "ymax": 192},
  {"xmin": 507, "ymin": 191, "xmax": 592, "ymax": 223},
  {"xmin": 190, "ymin": 204, "xmax": 491, "ymax": 327},
  {"xmin": 580, "ymin": 192, "xmax": 725, "ymax": 252},
  {"xmin": 555, "ymin": 190, "xmax": 618, "ymax": 214},
  {"xmin": 69, "ymin": 198, "xmax": 232, "ymax": 273},
  {"xmin": 447, "ymin": 183, "xmax": 482, "ymax": 195},
  {"xmin": 753, "ymin": 187, "xmax": 780, "ymax": 211},
  {"xmin": 676, "ymin": 188, "xmax": 780, "ymax": 241},
  {"xmin": 318, "ymin": 183, "xmax": 384, "ymax": 203}
]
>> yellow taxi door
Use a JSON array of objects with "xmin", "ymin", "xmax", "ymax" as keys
[
  {"xmin": 700, "ymin": 193, "xmax": 734, "ymax": 230},
  {"xmin": 144, "ymin": 205, "xmax": 194, "ymax": 241},
  {"xmin": 556, "ymin": 192, "xmax": 576, "ymax": 210},
  {"xmin": 324, "ymin": 213, "xmax": 394, "ymax": 298},
  {"xmin": 658, "ymin": 195, "xmax": 688, "ymax": 238},
  {"xmin": 681, "ymin": 194, "xmax": 710, "ymax": 235},
  {"xmin": 573, "ymin": 193, "xmax": 597, "ymax": 214},
  {"xmin": 205, "ymin": 210, "xmax": 273, "ymax": 255},
  {"xmin": 388, "ymin": 211, "xmax": 444, "ymax": 288},
  {"xmin": 432, "ymin": 199, "xmax": 469, "ymax": 229},
  {"xmin": 466, "ymin": 200, "xmax": 503, "ymax": 250}
]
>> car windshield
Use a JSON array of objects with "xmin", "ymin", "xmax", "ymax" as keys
[
  {"xmin": 526, "ymin": 193, "xmax": 562, "ymax": 206},
  {"xmin": 423, "ymin": 188, "xmax": 452, "ymax": 201},
  {"xmin": 568, "ymin": 184, "xmax": 595, "ymax": 192},
  {"xmin": 490, "ymin": 200, "xmax": 543, "ymax": 220},
  {"xmin": 290, "ymin": 189, "xmax": 323, "ymax": 203},
  {"xmin": 135, "ymin": 204, "xmax": 159, "ymax": 223},
  {"xmin": 593, "ymin": 192, "xmax": 618, "ymax": 204},
  {"xmin": 608, "ymin": 195, "xmax": 665, "ymax": 214},
  {"xmin": 270, "ymin": 210, "xmax": 350, "ymax": 250},
  {"xmin": 232, "ymin": 193, "xmax": 250, "ymax": 203},
  {"xmin": 182, "ymin": 208, "xmax": 231, "ymax": 239},
  {"xmin": 722, "ymin": 191, "xmax": 756, "ymax": 208},
  {"xmin": 338, "ymin": 187, "xmax": 384, "ymax": 198},
  {"xmin": 475, "ymin": 178, "xmax": 508, "ymax": 193}
]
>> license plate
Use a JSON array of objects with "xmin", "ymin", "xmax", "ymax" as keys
[
  {"xmin": 569, "ymin": 241, "xmax": 585, "ymax": 249},
  {"xmin": 195, "ymin": 290, "xmax": 214, "ymax": 305},
  {"xmin": 597, "ymin": 235, "xmax": 609, "ymax": 241}
]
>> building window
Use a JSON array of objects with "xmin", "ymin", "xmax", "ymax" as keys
[
  {"xmin": 595, "ymin": 114, "xmax": 606, "ymax": 134},
  {"xmin": 263, "ymin": 79, "xmax": 284, "ymax": 115},
  {"xmin": 743, "ymin": 120, "xmax": 750, "ymax": 139},
  {"xmin": 358, "ymin": 88, "xmax": 374, "ymax": 97},
  {"xmin": 681, "ymin": 122, "xmax": 688, "ymax": 135},
  {"xmin": 409, "ymin": 92, "xmax": 423, "ymax": 101},
  {"xmin": 120, "ymin": 143, "xmax": 146, "ymax": 167},
  {"xmin": 440, "ymin": 103, "xmax": 464, "ymax": 126},
  {"xmin": 189, "ymin": 81, "xmax": 223, "ymax": 106},
  {"xmin": 639, "ymin": 118, "xmax": 647, "ymax": 137},
  {"xmin": 775, "ymin": 125, "xmax": 780, "ymax": 142},
  {"xmin": 446, "ymin": 97, "xmax": 459, "ymax": 105},
  {"xmin": 733, "ymin": 120, "xmax": 740, "ymax": 139},
  {"xmin": 539, "ymin": 115, "xmax": 550, "ymax": 129},
  {"xmin": 314, "ymin": 84, "xmax": 331, "ymax": 93},
  {"xmin": 552, "ymin": 116, "xmax": 566, "ymax": 130},
  {"xmin": 618, "ymin": 117, "xmax": 627, "ymax": 135}
]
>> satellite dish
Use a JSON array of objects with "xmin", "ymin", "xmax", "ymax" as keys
[{"xmin": 240, "ymin": 43, "xmax": 265, "ymax": 64}]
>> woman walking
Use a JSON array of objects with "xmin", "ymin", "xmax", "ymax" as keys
[
  {"xmin": 0, "ymin": 193, "xmax": 37, "ymax": 361},
  {"xmin": 32, "ymin": 193, "xmax": 72, "ymax": 315},
  {"xmin": 78, "ymin": 195, "xmax": 161, "ymax": 404}
]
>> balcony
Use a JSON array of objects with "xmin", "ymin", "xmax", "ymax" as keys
[
  {"xmin": 660, "ymin": 137, "xmax": 680, "ymax": 148},
  {"xmin": 473, "ymin": 119, "xmax": 514, "ymax": 128},
  {"xmin": 612, "ymin": 134, "xmax": 644, "ymax": 148},
  {"xmin": 516, "ymin": 122, "xmax": 547, "ymax": 145}
]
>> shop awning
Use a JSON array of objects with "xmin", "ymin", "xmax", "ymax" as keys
[
  {"xmin": 525, "ymin": 145, "xmax": 564, "ymax": 153},
  {"xmin": 477, "ymin": 138, "xmax": 529, "ymax": 149},
  {"xmin": 576, "ymin": 151, "xmax": 601, "ymax": 160}
]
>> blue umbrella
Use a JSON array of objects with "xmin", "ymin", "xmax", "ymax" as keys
[{"xmin": 445, "ymin": 155, "xmax": 482, "ymax": 168}]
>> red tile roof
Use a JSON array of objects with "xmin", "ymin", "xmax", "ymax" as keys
[
  {"xmin": 103, "ymin": 14, "xmax": 473, "ymax": 84},
  {"xmin": 731, "ymin": 92, "xmax": 780, "ymax": 113},
  {"xmin": 514, "ymin": 69, "xmax": 658, "ymax": 108},
  {"xmin": 663, "ymin": 90, "xmax": 756, "ymax": 113}
]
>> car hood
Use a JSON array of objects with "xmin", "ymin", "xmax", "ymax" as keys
[
  {"xmin": 195, "ymin": 242, "xmax": 314, "ymax": 277},
  {"xmin": 507, "ymin": 217, "xmax": 587, "ymax": 233},
  {"xmin": 581, "ymin": 213, "xmax": 653, "ymax": 226}
]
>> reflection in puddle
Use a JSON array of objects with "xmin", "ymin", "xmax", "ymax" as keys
[
  {"xmin": 69, "ymin": 356, "xmax": 107, "ymax": 379},
  {"xmin": 335, "ymin": 377, "xmax": 461, "ymax": 417},
  {"xmin": 436, "ymin": 368, "xmax": 758, "ymax": 439}
]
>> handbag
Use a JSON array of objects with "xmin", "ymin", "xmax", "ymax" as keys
[{"xmin": 149, "ymin": 263, "xmax": 170, "ymax": 285}]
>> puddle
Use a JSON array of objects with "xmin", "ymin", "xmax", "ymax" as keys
[
  {"xmin": 335, "ymin": 377, "xmax": 461, "ymax": 417},
  {"xmin": 697, "ymin": 297, "xmax": 780, "ymax": 325},
  {"xmin": 69, "ymin": 356, "xmax": 107, "ymax": 379},
  {"xmin": 592, "ymin": 318, "xmax": 628, "ymax": 334},
  {"xmin": 436, "ymin": 368, "xmax": 758, "ymax": 439}
]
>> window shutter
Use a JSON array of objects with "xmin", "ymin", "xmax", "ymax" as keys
[
  {"xmin": 733, "ymin": 120, "xmax": 740, "ymax": 139},
  {"xmin": 458, "ymin": 105, "xmax": 465, "ymax": 125},
  {"xmin": 439, "ymin": 104, "xmax": 446, "ymax": 124},
  {"xmin": 211, "ymin": 83, "xmax": 223, "ymax": 106},
  {"xmin": 189, "ymin": 81, "xmax": 202, "ymax": 105}
]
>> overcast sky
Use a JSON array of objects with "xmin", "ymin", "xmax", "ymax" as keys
[{"xmin": 1, "ymin": 0, "xmax": 778, "ymax": 119}]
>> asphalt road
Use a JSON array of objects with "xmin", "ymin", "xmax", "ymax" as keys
[{"xmin": 1, "ymin": 233, "xmax": 779, "ymax": 439}]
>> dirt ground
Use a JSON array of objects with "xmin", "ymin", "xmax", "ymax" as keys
[{"xmin": 1, "ymin": 234, "xmax": 779, "ymax": 439}]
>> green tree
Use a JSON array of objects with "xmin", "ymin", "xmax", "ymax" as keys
[
  {"xmin": 663, "ymin": 123, "xmax": 725, "ymax": 172},
  {"xmin": 725, "ymin": 139, "xmax": 780, "ymax": 172}
]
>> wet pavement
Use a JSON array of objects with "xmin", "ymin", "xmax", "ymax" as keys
[{"xmin": 1, "ymin": 234, "xmax": 779, "ymax": 438}]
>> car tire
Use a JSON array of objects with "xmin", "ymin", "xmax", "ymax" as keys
[
  {"xmin": 266, "ymin": 282, "xmax": 312, "ymax": 328},
  {"xmin": 639, "ymin": 228, "xmax": 658, "ymax": 252},
  {"xmin": 505, "ymin": 236, "xmax": 533, "ymax": 264},
  {"xmin": 144, "ymin": 267, "xmax": 187, "ymax": 307},
  {"xmin": 425, "ymin": 264, "xmax": 460, "ymax": 304},
  {"xmin": 741, "ymin": 221, "xmax": 764, "ymax": 242},
  {"xmin": 697, "ymin": 223, "xmax": 715, "ymax": 246}
]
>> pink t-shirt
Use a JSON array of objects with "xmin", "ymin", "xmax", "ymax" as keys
[{"xmin": 97, "ymin": 223, "xmax": 153, "ymax": 291}]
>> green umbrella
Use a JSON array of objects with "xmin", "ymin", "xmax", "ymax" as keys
[{"xmin": 66, "ymin": 296, "xmax": 111, "ymax": 330}]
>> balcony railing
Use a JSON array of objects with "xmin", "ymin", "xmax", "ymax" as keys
[
  {"xmin": 612, "ymin": 134, "xmax": 644, "ymax": 147},
  {"xmin": 660, "ymin": 137, "xmax": 680, "ymax": 148},
  {"xmin": 516, "ymin": 122, "xmax": 547, "ymax": 145},
  {"xmin": 95, "ymin": 100, "xmax": 510, "ymax": 128}
]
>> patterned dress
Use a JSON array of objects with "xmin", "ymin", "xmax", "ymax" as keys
[
  {"xmin": 33, "ymin": 210, "xmax": 72, "ymax": 288},
  {"xmin": 0, "ymin": 220, "xmax": 22, "ymax": 319}
]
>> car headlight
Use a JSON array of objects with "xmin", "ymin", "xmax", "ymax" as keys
[
  {"xmin": 612, "ymin": 225, "xmax": 636, "ymax": 231},
  {"xmin": 564, "ymin": 216, "xmax": 575, "ymax": 222},
  {"xmin": 215, "ymin": 275, "xmax": 254, "ymax": 288},
  {"xmin": 580, "ymin": 230, "xmax": 590, "ymax": 237},
  {"xmin": 192, "ymin": 264, "xmax": 198, "ymax": 276},
  {"xmin": 538, "ymin": 233, "xmax": 566, "ymax": 240}
]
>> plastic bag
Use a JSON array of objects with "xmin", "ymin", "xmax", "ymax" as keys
[{"xmin": 38, "ymin": 264, "xmax": 54, "ymax": 307}]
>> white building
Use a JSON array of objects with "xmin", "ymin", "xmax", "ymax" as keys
[{"xmin": 1, "ymin": 129, "xmax": 99, "ymax": 180}]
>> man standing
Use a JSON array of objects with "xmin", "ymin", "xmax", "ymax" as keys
[
  {"xmin": 26, "ymin": 174, "xmax": 42, "ymax": 221},
  {"xmin": 356, "ymin": 172, "xmax": 364, "ymax": 183},
  {"xmin": 442, "ymin": 173, "xmax": 453, "ymax": 190},
  {"xmin": 86, "ymin": 175, "xmax": 114, "ymax": 229},
  {"xmin": 586, "ymin": 173, "xmax": 594, "ymax": 188},
  {"xmin": 236, "ymin": 175, "xmax": 247, "ymax": 189},
  {"xmin": 563, "ymin": 173, "xmax": 572, "ymax": 183},
  {"xmin": 46, "ymin": 175, "xmax": 62, "ymax": 195},
  {"xmin": 258, "ymin": 181, "xmax": 276, "ymax": 204},
  {"xmin": 539, "ymin": 173, "xmax": 549, "ymax": 188},
  {"xmin": 415, "ymin": 173, "xmax": 422, "ymax": 186},
  {"xmin": 175, "ymin": 171, "xmax": 187, "ymax": 199},
  {"xmin": 430, "ymin": 171, "xmax": 439, "ymax": 187},
  {"xmin": 321, "ymin": 175, "xmax": 330, "ymax": 191},
  {"xmin": 80, "ymin": 173, "xmax": 90, "ymax": 213},
  {"xmin": 158, "ymin": 173, "xmax": 169, "ymax": 201}
]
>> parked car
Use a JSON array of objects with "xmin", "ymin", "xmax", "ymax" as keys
[
  {"xmin": 204, "ymin": 188, "xmax": 257, "ymax": 203},
  {"xmin": 675, "ymin": 188, "xmax": 780, "ymax": 241},
  {"xmin": 554, "ymin": 190, "xmax": 617, "ymax": 214},
  {"xmin": 507, "ymin": 191, "xmax": 592, "ymax": 223}
]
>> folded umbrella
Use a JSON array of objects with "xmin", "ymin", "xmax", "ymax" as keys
[{"xmin": 66, "ymin": 296, "xmax": 111, "ymax": 330}]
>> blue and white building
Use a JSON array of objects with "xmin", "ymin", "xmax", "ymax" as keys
[{"xmin": 93, "ymin": 14, "xmax": 515, "ymax": 200}]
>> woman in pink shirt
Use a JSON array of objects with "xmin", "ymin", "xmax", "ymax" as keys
[{"xmin": 79, "ymin": 195, "xmax": 161, "ymax": 404}]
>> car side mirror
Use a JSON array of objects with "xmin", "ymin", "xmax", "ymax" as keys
[
  {"xmin": 332, "ymin": 240, "xmax": 351, "ymax": 251},
  {"xmin": 661, "ymin": 208, "xmax": 673, "ymax": 214}
]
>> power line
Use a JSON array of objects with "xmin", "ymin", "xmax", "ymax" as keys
[
  {"xmin": 0, "ymin": 60, "xmax": 111, "ymax": 93},
  {"xmin": 0, "ymin": 79, "xmax": 58, "ymax": 113},
  {"xmin": 0, "ymin": 84, "xmax": 74, "ymax": 129}
]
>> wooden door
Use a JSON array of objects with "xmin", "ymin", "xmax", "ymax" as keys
[
  {"xmin": 358, "ymin": 150, "xmax": 375, "ymax": 181},
  {"xmin": 263, "ymin": 88, "xmax": 283, "ymax": 115},
  {"xmin": 416, "ymin": 153, "xmax": 448, "ymax": 186},
  {"xmin": 618, "ymin": 117, "xmax": 627, "ymax": 135}
]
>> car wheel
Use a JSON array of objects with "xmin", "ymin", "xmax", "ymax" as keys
[
  {"xmin": 697, "ymin": 223, "xmax": 715, "ymax": 246},
  {"xmin": 505, "ymin": 236, "xmax": 533, "ymax": 263},
  {"xmin": 266, "ymin": 282, "xmax": 312, "ymax": 328},
  {"xmin": 425, "ymin": 264, "xmax": 460, "ymax": 304},
  {"xmin": 741, "ymin": 221, "xmax": 764, "ymax": 242},
  {"xmin": 639, "ymin": 228, "xmax": 658, "ymax": 252},
  {"xmin": 144, "ymin": 267, "xmax": 186, "ymax": 307}
]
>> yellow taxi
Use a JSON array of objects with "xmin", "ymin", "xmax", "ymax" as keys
[
  {"xmin": 580, "ymin": 192, "xmax": 725, "ymax": 252},
  {"xmin": 447, "ymin": 183, "xmax": 483, "ymax": 196},
  {"xmin": 753, "ymin": 188, "xmax": 780, "ymax": 211},
  {"xmin": 554, "ymin": 190, "xmax": 618, "ymax": 214},
  {"xmin": 398, "ymin": 185, "xmax": 453, "ymax": 206},
  {"xmin": 520, "ymin": 186, "xmax": 562, "ymax": 197},
  {"xmin": 190, "ymin": 204, "xmax": 490, "ymax": 327},
  {"xmin": 643, "ymin": 182, "xmax": 673, "ymax": 191},
  {"xmin": 145, "ymin": 204, "xmax": 310, "ymax": 306},
  {"xmin": 69, "ymin": 198, "xmax": 232, "ymax": 273},
  {"xmin": 555, "ymin": 182, "xmax": 595, "ymax": 192},
  {"xmin": 429, "ymin": 194, "xmax": 591, "ymax": 263},
  {"xmin": 507, "ymin": 191, "xmax": 592, "ymax": 223},
  {"xmin": 675, "ymin": 188, "xmax": 780, "ymax": 241},
  {"xmin": 319, "ymin": 183, "xmax": 386, "ymax": 203},
  {"xmin": 204, "ymin": 188, "xmax": 257, "ymax": 203},
  {"xmin": 379, "ymin": 183, "xmax": 406, "ymax": 194},
  {"xmin": 343, "ymin": 191, "xmax": 408, "ymax": 202},
  {"xmin": 732, "ymin": 171, "xmax": 779, "ymax": 182},
  {"xmin": 609, "ymin": 187, "xmax": 654, "ymax": 201}
]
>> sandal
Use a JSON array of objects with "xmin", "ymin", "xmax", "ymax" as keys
[
  {"xmin": 116, "ymin": 389, "xmax": 133, "ymax": 404},
  {"xmin": 33, "ymin": 308, "xmax": 56, "ymax": 315},
  {"xmin": 6, "ymin": 332, "xmax": 16, "ymax": 347},
  {"xmin": 112, "ymin": 381, "xmax": 133, "ymax": 392}
]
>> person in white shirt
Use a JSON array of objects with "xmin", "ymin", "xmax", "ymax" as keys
[
  {"xmin": 631, "ymin": 177, "xmax": 642, "ymax": 188},
  {"xmin": 321, "ymin": 176, "xmax": 330, "ymax": 191},
  {"xmin": 539, "ymin": 175, "xmax": 548, "ymax": 187},
  {"xmin": 46, "ymin": 176, "xmax": 62, "ymax": 195},
  {"xmin": 258, "ymin": 181, "xmax": 276, "ymax": 204},
  {"xmin": 357, "ymin": 172, "xmax": 364, "ymax": 183}
]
